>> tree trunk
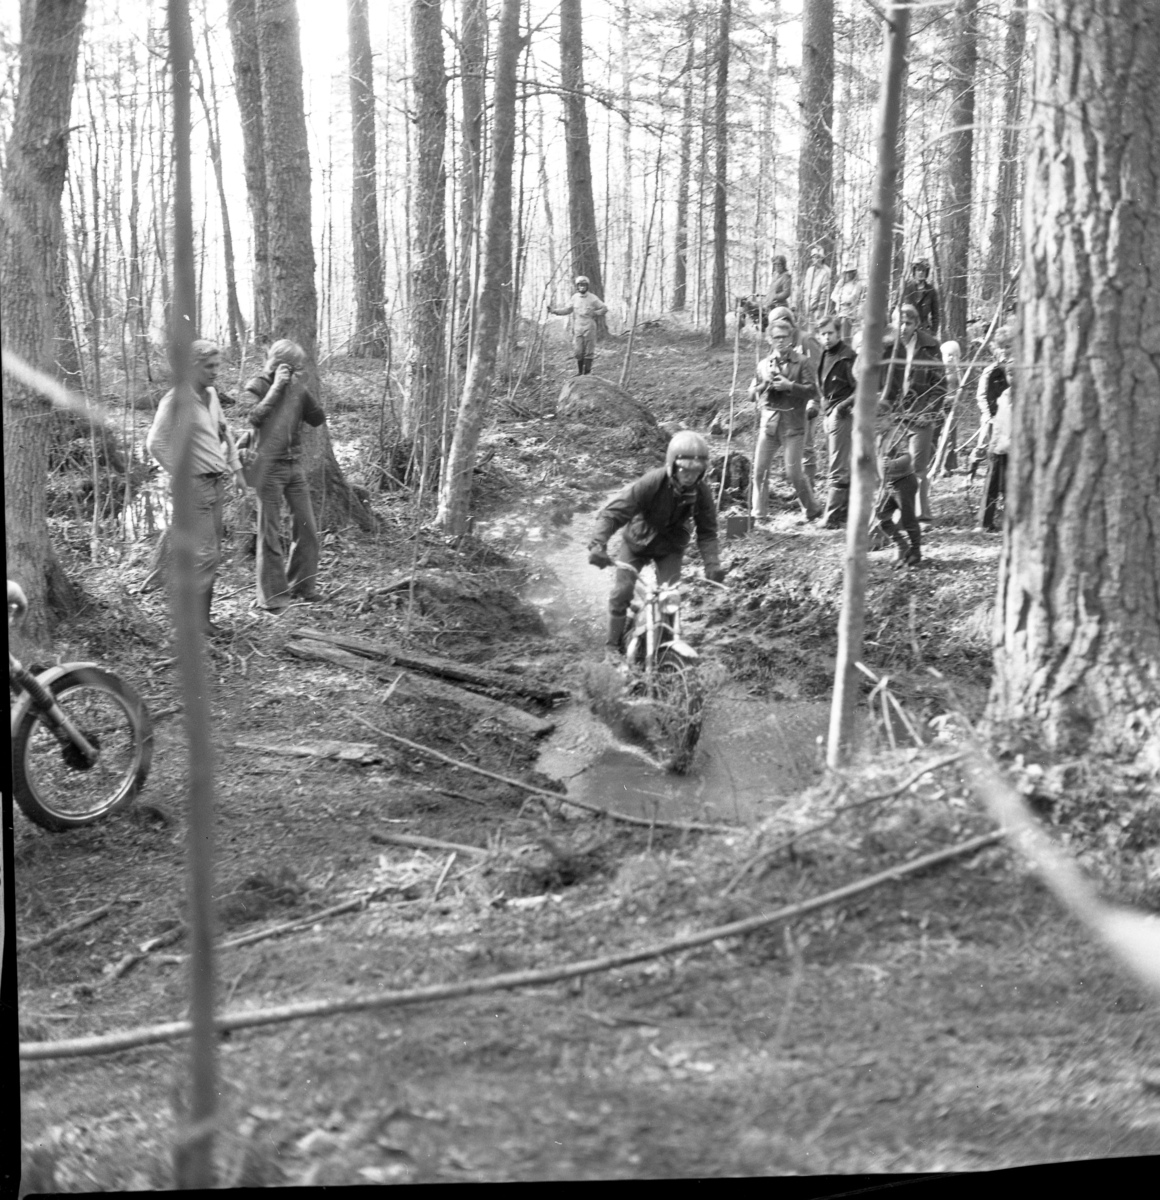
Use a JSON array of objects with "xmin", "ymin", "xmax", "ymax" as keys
[
  {"xmin": 1, "ymin": 0, "xmax": 87, "ymax": 644},
  {"xmin": 457, "ymin": 0, "xmax": 486, "ymax": 367},
  {"xmin": 708, "ymin": 0, "xmax": 730, "ymax": 347},
  {"xmin": 619, "ymin": 0, "xmax": 633, "ymax": 316},
  {"xmin": 983, "ymin": 3, "xmax": 1025, "ymax": 304},
  {"xmin": 348, "ymin": 0, "xmax": 387, "ymax": 357},
  {"xmin": 937, "ymin": 0, "xmax": 978, "ymax": 347},
  {"xmin": 254, "ymin": 0, "xmax": 372, "ymax": 529},
  {"xmin": 436, "ymin": 0, "xmax": 520, "ymax": 533},
  {"xmin": 559, "ymin": 0, "xmax": 605, "ymax": 299},
  {"xmin": 797, "ymin": 0, "xmax": 835, "ymax": 268},
  {"xmin": 671, "ymin": 5, "xmax": 695, "ymax": 311},
  {"xmin": 991, "ymin": 0, "xmax": 1160, "ymax": 760},
  {"xmin": 404, "ymin": 0, "xmax": 448, "ymax": 463},
  {"xmin": 226, "ymin": 0, "xmax": 271, "ymax": 342}
]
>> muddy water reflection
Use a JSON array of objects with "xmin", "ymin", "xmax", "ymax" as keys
[{"xmin": 503, "ymin": 520, "xmax": 830, "ymax": 823}]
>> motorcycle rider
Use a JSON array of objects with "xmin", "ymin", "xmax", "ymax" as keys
[{"xmin": 588, "ymin": 430, "xmax": 726, "ymax": 655}]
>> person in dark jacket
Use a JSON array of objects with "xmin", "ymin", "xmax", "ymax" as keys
[
  {"xmin": 876, "ymin": 305, "xmax": 945, "ymax": 566},
  {"xmin": 748, "ymin": 320, "xmax": 822, "ymax": 520},
  {"xmin": 901, "ymin": 260, "xmax": 940, "ymax": 336},
  {"xmin": 816, "ymin": 315, "xmax": 858, "ymax": 528},
  {"xmin": 238, "ymin": 339, "xmax": 327, "ymax": 611},
  {"xmin": 588, "ymin": 430, "xmax": 725, "ymax": 654}
]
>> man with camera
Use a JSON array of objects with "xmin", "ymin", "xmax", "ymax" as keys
[
  {"xmin": 748, "ymin": 320, "xmax": 823, "ymax": 521},
  {"xmin": 239, "ymin": 339, "xmax": 326, "ymax": 611}
]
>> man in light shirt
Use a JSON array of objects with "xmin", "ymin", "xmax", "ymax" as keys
[
  {"xmin": 549, "ymin": 275, "xmax": 608, "ymax": 376},
  {"xmin": 798, "ymin": 243, "xmax": 833, "ymax": 335},
  {"xmin": 146, "ymin": 339, "xmax": 247, "ymax": 635}
]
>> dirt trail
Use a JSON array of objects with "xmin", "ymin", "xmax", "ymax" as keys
[{"xmin": 14, "ymin": 319, "xmax": 1160, "ymax": 1188}]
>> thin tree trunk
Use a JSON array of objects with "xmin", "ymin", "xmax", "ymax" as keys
[
  {"xmin": 984, "ymin": 3, "xmax": 1025, "ymax": 304},
  {"xmin": 457, "ymin": 0, "xmax": 486, "ymax": 366},
  {"xmin": 1, "ymin": 0, "xmax": 87, "ymax": 643},
  {"xmin": 437, "ymin": 0, "xmax": 521, "ymax": 533},
  {"xmin": 226, "ymin": 0, "xmax": 270, "ymax": 342},
  {"xmin": 348, "ymin": 0, "xmax": 387, "ymax": 357},
  {"xmin": 559, "ymin": 0, "xmax": 605, "ymax": 300},
  {"xmin": 708, "ymin": 0, "xmax": 730, "ymax": 347},
  {"xmin": 619, "ymin": 0, "xmax": 633, "ymax": 316},
  {"xmin": 827, "ymin": 1, "xmax": 910, "ymax": 767},
  {"xmin": 938, "ymin": 0, "xmax": 978, "ymax": 346},
  {"xmin": 405, "ymin": 0, "xmax": 448, "ymax": 469},
  {"xmin": 797, "ymin": 0, "xmax": 835, "ymax": 268},
  {"xmin": 992, "ymin": 0, "xmax": 1160, "ymax": 758},
  {"xmin": 672, "ymin": 5, "xmax": 695, "ymax": 312}
]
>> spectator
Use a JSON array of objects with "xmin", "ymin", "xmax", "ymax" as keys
[
  {"xmin": 830, "ymin": 262, "xmax": 865, "ymax": 343},
  {"xmin": 876, "ymin": 305, "xmax": 945, "ymax": 566},
  {"xmin": 146, "ymin": 339, "xmax": 247, "ymax": 635},
  {"xmin": 763, "ymin": 254, "xmax": 793, "ymax": 314},
  {"xmin": 748, "ymin": 320, "xmax": 822, "ymax": 522},
  {"xmin": 971, "ymin": 325, "xmax": 1012, "ymax": 479},
  {"xmin": 238, "ymin": 339, "xmax": 327, "ymax": 612},
  {"xmin": 797, "ymin": 243, "xmax": 833, "ymax": 334},
  {"xmin": 901, "ymin": 260, "xmax": 940, "ymax": 335},
  {"xmin": 816, "ymin": 315, "xmax": 858, "ymax": 528},
  {"xmin": 977, "ymin": 385, "xmax": 1012, "ymax": 532},
  {"xmin": 767, "ymin": 305, "xmax": 822, "ymax": 489},
  {"xmin": 548, "ymin": 275, "xmax": 609, "ymax": 376},
  {"xmin": 587, "ymin": 430, "xmax": 724, "ymax": 656}
]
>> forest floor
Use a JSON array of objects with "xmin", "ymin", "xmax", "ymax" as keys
[{"xmin": 13, "ymin": 316, "xmax": 1160, "ymax": 1189}]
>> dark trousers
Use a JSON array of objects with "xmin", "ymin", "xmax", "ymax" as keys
[
  {"xmin": 255, "ymin": 458, "xmax": 320, "ymax": 609},
  {"xmin": 609, "ymin": 549, "xmax": 683, "ymax": 617},
  {"xmin": 823, "ymin": 409, "xmax": 853, "ymax": 522},
  {"xmin": 978, "ymin": 452, "xmax": 1008, "ymax": 531},
  {"xmin": 875, "ymin": 471, "xmax": 920, "ymax": 545}
]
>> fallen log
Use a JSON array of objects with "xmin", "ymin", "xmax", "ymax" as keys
[
  {"xmin": 284, "ymin": 639, "xmax": 555, "ymax": 737},
  {"xmin": 291, "ymin": 626, "xmax": 568, "ymax": 705},
  {"xmin": 19, "ymin": 905, "xmax": 114, "ymax": 952},
  {"xmin": 19, "ymin": 830, "xmax": 1002, "ymax": 1060},
  {"xmin": 234, "ymin": 738, "xmax": 384, "ymax": 764}
]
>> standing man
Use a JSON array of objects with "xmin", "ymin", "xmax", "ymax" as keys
[
  {"xmin": 146, "ymin": 339, "xmax": 247, "ymax": 635},
  {"xmin": 876, "ymin": 305, "xmax": 945, "ymax": 565},
  {"xmin": 238, "ymin": 339, "xmax": 326, "ymax": 612},
  {"xmin": 763, "ymin": 254, "xmax": 793, "ymax": 315},
  {"xmin": 798, "ymin": 243, "xmax": 833, "ymax": 335},
  {"xmin": 816, "ymin": 316, "xmax": 858, "ymax": 529},
  {"xmin": 830, "ymin": 262, "xmax": 865, "ymax": 343},
  {"xmin": 548, "ymin": 275, "xmax": 608, "ymax": 376},
  {"xmin": 901, "ymin": 260, "xmax": 941, "ymax": 336},
  {"xmin": 749, "ymin": 320, "xmax": 822, "ymax": 522}
]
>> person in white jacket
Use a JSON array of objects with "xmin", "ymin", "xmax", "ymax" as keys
[
  {"xmin": 977, "ymin": 385, "xmax": 1012, "ymax": 532},
  {"xmin": 548, "ymin": 275, "xmax": 608, "ymax": 376}
]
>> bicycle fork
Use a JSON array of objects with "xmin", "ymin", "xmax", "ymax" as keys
[{"xmin": 10, "ymin": 659, "xmax": 100, "ymax": 764}]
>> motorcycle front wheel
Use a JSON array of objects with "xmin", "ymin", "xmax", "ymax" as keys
[{"xmin": 12, "ymin": 666, "xmax": 154, "ymax": 832}]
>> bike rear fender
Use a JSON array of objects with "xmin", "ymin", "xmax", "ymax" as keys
[
  {"xmin": 665, "ymin": 638, "xmax": 698, "ymax": 661},
  {"xmin": 10, "ymin": 662, "xmax": 100, "ymax": 731}
]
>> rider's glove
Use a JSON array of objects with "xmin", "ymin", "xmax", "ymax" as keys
[
  {"xmin": 588, "ymin": 545, "xmax": 613, "ymax": 569},
  {"xmin": 805, "ymin": 400, "xmax": 820, "ymax": 421},
  {"xmin": 705, "ymin": 566, "xmax": 727, "ymax": 584}
]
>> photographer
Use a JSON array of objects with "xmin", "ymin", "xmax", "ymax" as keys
[
  {"xmin": 239, "ymin": 339, "xmax": 326, "ymax": 611},
  {"xmin": 748, "ymin": 320, "xmax": 822, "ymax": 521}
]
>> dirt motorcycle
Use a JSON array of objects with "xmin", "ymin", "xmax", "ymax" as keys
[{"xmin": 8, "ymin": 581, "xmax": 154, "ymax": 832}]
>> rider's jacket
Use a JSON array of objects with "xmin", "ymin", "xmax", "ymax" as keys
[{"xmin": 592, "ymin": 468, "xmax": 720, "ymax": 569}]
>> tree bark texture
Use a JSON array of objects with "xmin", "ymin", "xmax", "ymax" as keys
[
  {"xmin": 992, "ymin": 0, "xmax": 1160, "ymax": 760},
  {"xmin": 404, "ymin": 0, "xmax": 448, "ymax": 450},
  {"xmin": 1, "ymin": 0, "xmax": 87, "ymax": 643},
  {"xmin": 437, "ymin": 0, "xmax": 520, "ymax": 533},
  {"xmin": 708, "ymin": 0, "xmax": 730, "ymax": 346},
  {"xmin": 937, "ymin": 0, "xmax": 978, "ymax": 346},
  {"xmin": 456, "ymin": 0, "xmax": 486, "ymax": 365},
  {"xmin": 671, "ymin": 6, "xmax": 695, "ymax": 311},
  {"xmin": 559, "ymin": 0, "xmax": 604, "ymax": 299},
  {"xmin": 254, "ymin": 0, "xmax": 371, "ymax": 529},
  {"xmin": 983, "ymin": 2, "xmax": 1026, "ymax": 303},
  {"xmin": 796, "ymin": 0, "xmax": 834, "ymax": 271},
  {"xmin": 226, "ymin": 0, "xmax": 270, "ymax": 342},
  {"xmin": 348, "ymin": 0, "xmax": 386, "ymax": 357}
]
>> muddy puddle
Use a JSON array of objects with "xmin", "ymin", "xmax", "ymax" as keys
[{"xmin": 485, "ymin": 518, "xmax": 832, "ymax": 825}]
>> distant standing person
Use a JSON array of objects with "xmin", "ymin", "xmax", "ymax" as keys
[
  {"xmin": 763, "ymin": 254, "xmax": 793, "ymax": 315},
  {"xmin": 239, "ymin": 339, "xmax": 326, "ymax": 612},
  {"xmin": 901, "ymin": 260, "xmax": 940, "ymax": 336},
  {"xmin": 798, "ymin": 243, "xmax": 833, "ymax": 334},
  {"xmin": 548, "ymin": 275, "xmax": 608, "ymax": 376},
  {"xmin": 146, "ymin": 338, "xmax": 248, "ymax": 635},
  {"xmin": 977, "ymin": 385, "xmax": 1012, "ymax": 533},
  {"xmin": 830, "ymin": 262, "xmax": 865, "ymax": 343}
]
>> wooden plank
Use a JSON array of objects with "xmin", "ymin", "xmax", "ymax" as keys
[
  {"xmin": 284, "ymin": 639, "xmax": 556, "ymax": 737},
  {"xmin": 292, "ymin": 626, "xmax": 568, "ymax": 704}
]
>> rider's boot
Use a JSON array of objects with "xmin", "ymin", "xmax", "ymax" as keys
[
  {"xmin": 575, "ymin": 357, "xmax": 585, "ymax": 376},
  {"xmin": 605, "ymin": 614, "xmax": 626, "ymax": 658},
  {"xmin": 581, "ymin": 357, "xmax": 594, "ymax": 376}
]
